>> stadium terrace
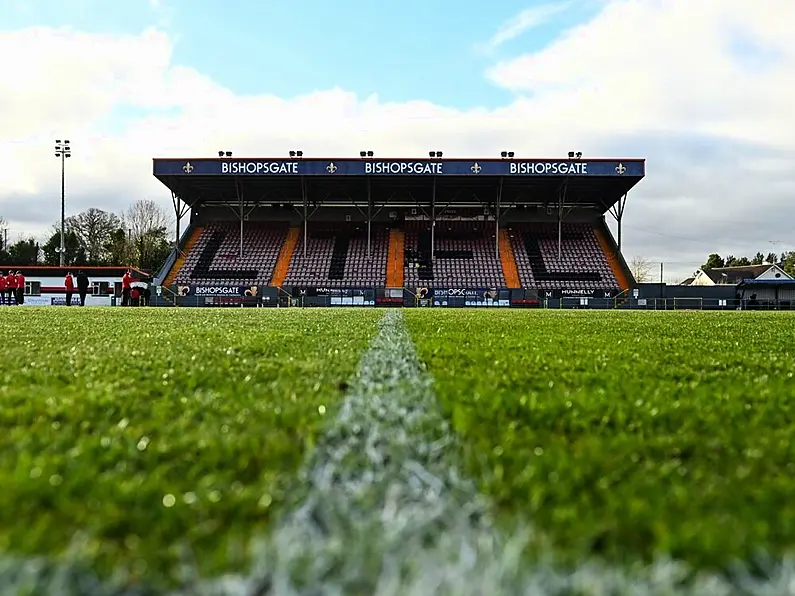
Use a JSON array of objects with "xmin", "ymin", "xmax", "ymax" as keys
[{"xmin": 152, "ymin": 154, "xmax": 648, "ymax": 307}]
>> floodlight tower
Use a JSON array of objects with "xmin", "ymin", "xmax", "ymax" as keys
[{"xmin": 54, "ymin": 140, "xmax": 72, "ymax": 266}]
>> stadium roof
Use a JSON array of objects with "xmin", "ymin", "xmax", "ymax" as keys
[{"xmin": 153, "ymin": 157, "xmax": 645, "ymax": 212}]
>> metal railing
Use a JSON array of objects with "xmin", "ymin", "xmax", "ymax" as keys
[
  {"xmin": 612, "ymin": 288, "xmax": 630, "ymax": 309},
  {"xmin": 144, "ymin": 285, "xmax": 795, "ymax": 311},
  {"xmin": 622, "ymin": 298, "xmax": 795, "ymax": 311}
]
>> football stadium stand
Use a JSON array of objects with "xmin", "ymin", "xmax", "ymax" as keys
[
  {"xmin": 509, "ymin": 223, "xmax": 619, "ymax": 291},
  {"xmin": 152, "ymin": 155, "xmax": 644, "ymax": 307},
  {"xmin": 174, "ymin": 222, "xmax": 287, "ymax": 286},
  {"xmin": 404, "ymin": 220, "xmax": 506, "ymax": 289},
  {"xmin": 283, "ymin": 223, "xmax": 389, "ymax": 288}
]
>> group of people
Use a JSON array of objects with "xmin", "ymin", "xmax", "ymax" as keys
[
  {"xmin": 63, "ymin": 271, "xmax": 91, "ymax": 306},
  {"xmin": 120, "ymin": 270, "xmax": 149, "ymax": 306},
  {"xmin": 0, "ymin": 270, "xmax": 26, "ymax": 305}
]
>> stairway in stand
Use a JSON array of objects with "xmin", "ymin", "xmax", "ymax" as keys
[
  {"xmin": 594, "ymin": 226, "xmax": 632, "ymax": 308},
  {"xmin": 498, "ymin": 229, "xmax": 521, "ymax": 288},
  {"xmin": 594, "ymin": 227, "xmax": 631, "ymax": 291},
  {"xmin": 163, "ymin": 226, "xmax": 204, "ymax": 287},
  {"xmin": 271, "ymin": 227, "xmax": 299, "ymax": 286},
  {"xmin": 386, "ymin": 228, "xmax": 405, "ymax": 287}
]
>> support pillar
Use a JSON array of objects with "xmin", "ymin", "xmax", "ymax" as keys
[
  {"xmin": 430, "ymin": 177, "xmax": 436, "ymax": 261},
  {"xmin": 170, "ymin": 190, "xmax": 191, "ymax": 252},
  {"xmin": 557, "ymin": 177, "xmax": 569, "ymax": 261},
  {"xmin": 235, "ymin": 178, "xmax": 244, "ymax": 258},
  {"xmin": 367, "ymin": 178, "xmax": 372, "ymax": 260},
  {"xmin": 609, "ymin": 193, "xmax": 628, "ymax": 252},
  {"xmin": 302, "ymin": 177, "xmax": 308, "ymax": 258},
  {"xmin": 496, "ymin": 177, "xmax": 503, "ymax": 258}
]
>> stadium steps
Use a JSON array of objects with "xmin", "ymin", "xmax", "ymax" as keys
[
  {"xmin": 163, "ymin": 226, "xmax": 204, "ymax": 287},
  {"xmin": 386, "ymin": 229, "xmax": 405, "ymax": 287},
  {"xmin": 415, "ymin": 231, "xmax": 434, "ymax": 280},
  {"xmin": 594, "ymin": 224, "xmax": 633, "ymax": 291},
  {"xmin": 328, "ymin": 235, "xmax": 351, "ymax": 279},
  {"xmin": 498, "ymin": 229, "xmax": 521, "ymax": 288},
  {"xmin": 271, "ymin": 227, "xmax": 299, "ymax": 286}
]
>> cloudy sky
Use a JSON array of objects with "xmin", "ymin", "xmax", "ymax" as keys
[{"xmin": 1, "ymin": 0, "xmax": 793, "ymax": 281}]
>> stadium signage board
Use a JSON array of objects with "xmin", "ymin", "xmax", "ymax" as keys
[
  {"xmin": 155, "ymin": 159, "xmax": 644, "ymax": 177},
  {"xmin": 177, "ymin": 285, "xmax": 259, "ymax": 297},
  {"xmin": 544, "ymin": 289, "xmax": 619, "ymax": 299},
  {"xmin": 426, "ymin": 288, "xmax": 498, "ymax": 298},
  {"xmin": 422, "ymin": 288, "xmax": 511, "ymax": 307},
  {"xmin": 293, "ymin": 288, "xmax": 369, "ymax": 297}
]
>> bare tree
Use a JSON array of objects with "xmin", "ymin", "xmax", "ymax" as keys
[
  {"xmin": 66, "ymin": 208, "xmax": 121, "ymax": 264},
  {"xmin": 630, "ymin": 255, "xmax": 654, "ymax": 283},
  {"xmin": 126, "ymin": 200, "xmax": 173, "ymax": 270},
  {"xmin": 0, "ymin": 217, "xmax": 8, "ymax": 254}
]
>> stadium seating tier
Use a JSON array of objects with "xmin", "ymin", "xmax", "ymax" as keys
[{"xmin": 168, "ymin": 220, "xmax": 621, "ymax": 291}]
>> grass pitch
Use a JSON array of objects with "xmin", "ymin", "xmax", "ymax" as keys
[
  {"xmin": 1, "ymin": 307, "xmax": 794, "ymax": 592},
  {"xmin": 405, "ymin": 310, "xmax": 795, "ymax": 570},
  {"xmin": 0, "ymin": 308, "xmax": 380, "ymax": 586}
]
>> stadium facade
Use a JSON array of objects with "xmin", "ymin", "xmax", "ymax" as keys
[{"xmin": 152, "ymin": 155, "xmax": 642, "ymax": 308}]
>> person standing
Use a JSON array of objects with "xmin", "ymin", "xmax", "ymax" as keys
[
  {"xmin": 14, "ymin": 271, "xmax": 25, "ymax": 305},
  {"xmin": 121, "ymin": 269, "xmax": 133, "ymax": 306},
  {"xmin": 5, "ymin": 270, "xmax": 17, "ymax": 305},
  {"xmin": 64, "ymin": 271, "xmax": 75, "ymax": 306},
  {"xmin": 0, "ymin": 272, "xmax": 5, "ymax": 306},
  {"xmin": 76, "ymin": 270, "xmax": 90, "ymax": 306}
]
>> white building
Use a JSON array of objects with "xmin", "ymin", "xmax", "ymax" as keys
[{"xmin": 685, "ymin": 264, "xmax": 792, "ymax": 286}]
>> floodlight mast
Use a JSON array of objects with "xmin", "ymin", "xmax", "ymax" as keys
[{"xmin": 54, "ymin": 140, "xmax": 72, "ymax": 266}]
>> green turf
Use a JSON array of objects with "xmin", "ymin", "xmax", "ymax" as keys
[
  {"xmin": 405, "ymin": 310, "xmax": 795, "ymax": 571},
  {"xmin": 0, "ymin": 307, "xmax": 380, "ymax": 588}
]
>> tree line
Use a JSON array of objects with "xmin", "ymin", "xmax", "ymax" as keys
[
  {"xmin": 700, "ymin": 252, "xmax": 795, "ymax": 271},
  {"xmin": 0, "ymin": 200, "xmax": 173, "ymax": 274},
  {"xmin": 631, "ymin": 251, "xmax": 795, "ymax": 284}
]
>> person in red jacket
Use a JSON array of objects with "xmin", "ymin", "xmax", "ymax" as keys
[
  {"xmin": 64, "ymin": 271, "xmax": 75, "ymax": 307},
  {"xmin": 0, "ymin": 272, "xmax": 6, "ymax": 306},
  {"xmin": 121, "ymin": 269, "xmax": 133, "ymax": 306},
  {"xmin": 15, "ymin": 271, "xmax": 25, "ymax": 305},
  {"xmin": 5, "ymin": 271, "xmax": 16, "ymax": 305}
]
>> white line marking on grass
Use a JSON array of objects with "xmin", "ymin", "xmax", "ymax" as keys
[{"xmin": 228, "ymin": 308, "xmax": 521, "ymax": 595}]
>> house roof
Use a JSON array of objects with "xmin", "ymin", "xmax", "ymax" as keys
[
  {"xmin": 701, "ymin": 265, "xmax": 777, "ymax": 284},
  {"xmin": 738, "ymin": 279, "xmax": 795, "ymax": 286},
  {"xmin": 0, "ymin": 266, "xmax": 149, "ymax": 277},
  {"xmin": 679, "ymin": 276, "xmax": 695, "ymax": 286}
]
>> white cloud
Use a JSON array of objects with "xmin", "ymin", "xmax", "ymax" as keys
[
  {"xmin": 1, "ymin": 0, "xmax": 795, "ymax": 279},
  {"xmin": 481, "ymin": 2, "xmax": 574, "ymax": 52}
]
